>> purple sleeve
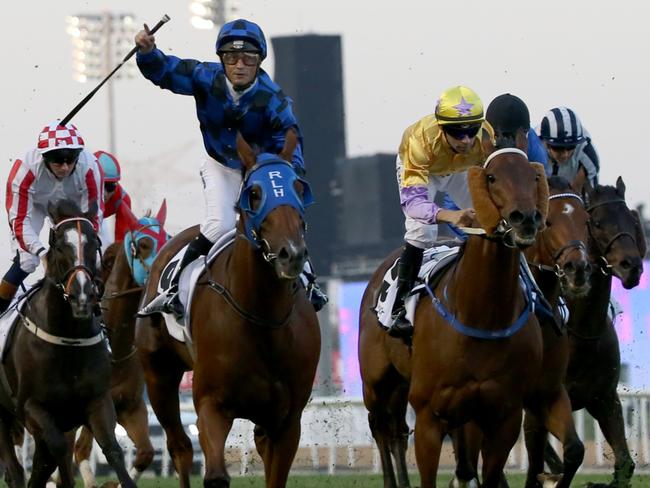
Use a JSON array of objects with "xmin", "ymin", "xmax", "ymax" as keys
[{"xmin": 400, "ymin": 186, "xmax": 439, "ymax": 224}]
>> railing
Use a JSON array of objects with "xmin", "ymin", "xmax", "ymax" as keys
[{"xmin": 22, "ymin": 390, "xmax": 650, "ymax": 476}]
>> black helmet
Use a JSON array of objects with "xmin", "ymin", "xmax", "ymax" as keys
[{"xmin": 486, "ymin": 94, "xmax": 530, "ymax": 135}]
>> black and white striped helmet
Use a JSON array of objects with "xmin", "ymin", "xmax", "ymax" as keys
[{"xmin": 539, "ymin": 107, "xmax": 585, "ymax": 146}]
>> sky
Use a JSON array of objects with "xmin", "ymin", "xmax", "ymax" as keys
[{"xmin": 1, "ymin": 0, "xmax": 649, "ymax": 258}]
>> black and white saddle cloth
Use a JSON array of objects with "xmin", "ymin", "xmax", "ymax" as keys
[
  {"xmin": 155, "ymin": 229, "xmax": 236, "ymax": 343},
  {"xmin": 374, "ymin": 245, "xmax": 460, "ymax": 328}
]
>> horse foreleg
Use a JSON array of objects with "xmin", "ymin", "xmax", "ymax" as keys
[
  {"xmin": 86, "ymin": 395, "xmax": 135, "ymax": 488},
  {"xmin": 523, "ymin": 410, "xmax": 549, "ymax": 488},
  {"xmin": 23, "ymin": 401, "xmax": 73, "ymax": 488},
  {"xmin": 587, "ymin": 395, "xmax": 634, "ymax": 488},
  {"xmin": 542, "ymin": 390, "xmax": 584, "ymax": 488},
  {"xmin": 260, "ymin": 415, "xmax": 302, "ymax": 488},
  {"xmin": 388, "ymin": 384, "xmax": 412, "ymax": 488},
  {"xmin": 142, "ymin": 353, "xmax": 193, "ymax": 487},
  {"xmin": 196, "ymin": 398, "xmax": 233, "ymax": 488},
  {"xmin": 74, "ymin": 426, "xmax": 97, "ymax": 488},
  {"xmin": 480, "ymin": 411, "xmax": 522, "ymax": 488},
  {"xmin": 413, "ymin": 407, "xmax": 444, "ymax": 488},
  {"xmin": 0, "ymin": 414, "xmax": 25, "ymax": 488},
  {"xmin": 118, "ymin": 400, "xmax": 155, "ymax": 481},
  {"xmin": 451, "ymin": 423, "xmax": 481, "ymax": 487},
  {"xmin": 368, "ymin": 410, "xmax": 399, "ymax": 488},
  {"xmin": 28, "ymin": 438, "xmax": 61, "ymax": 488}
]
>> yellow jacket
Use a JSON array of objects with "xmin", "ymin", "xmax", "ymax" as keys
[{"xmin": 398, "ymin": 115, "xmax": 495, "ymax": 188}]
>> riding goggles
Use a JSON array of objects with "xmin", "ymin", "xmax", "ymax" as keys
[
  {"xmin": 221, "ymin": 52, "xmax": 260, "ymax": 66},
  {"xmin": 443, "ymin": 124, "xmax": 481, "ymax": 140}
]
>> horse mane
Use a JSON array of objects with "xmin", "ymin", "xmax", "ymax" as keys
[
  {"xmin": 494, "ymin": 133, "xmax": 517, "ymax": 150},
  {"xmin": 52, "ymin": 200, "xmax": 84, "ymax": 220},
  {"xmin": 547, "ymin": 175, "xmax": 575, "ymax": 193}
]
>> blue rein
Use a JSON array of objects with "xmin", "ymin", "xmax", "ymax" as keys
[{"xmin": 424, "ymin": 266, "xmax": 535, "ymax": 340}]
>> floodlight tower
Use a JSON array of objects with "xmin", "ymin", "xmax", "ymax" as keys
[
  {"xmin": 66, "ymin": 12, "xmax": 137, "ymax": 153},
  {"xmin": 189, "ymin": 0, "xmax": 237, "ymax": 30}
]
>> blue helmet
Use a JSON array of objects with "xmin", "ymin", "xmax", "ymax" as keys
[{"xmin": 215, "ymin": 19, "xmax": 267, "ymax": 60}]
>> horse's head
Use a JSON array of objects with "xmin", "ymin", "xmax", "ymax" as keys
[
  {"xmin": 467, "ymin": 147, "xmax": 548, "ymax": 248},
  {"xmin": 46, "ymin": 200, "xmax": 102, "ymax": 319},
  {"xmin": 585, "ymin": 177, "xmax": 646, "ymax": 289},
  {"xmin": 118, "ymin": 200, "xmax": 172, "ymax": 286},
  {"xmin": 236, "ymin": 130, "xmax": 313, "ymax": 280},
  {"xmin": 538, "ymin": 176, "xmax": 591, "ymax": 296}
]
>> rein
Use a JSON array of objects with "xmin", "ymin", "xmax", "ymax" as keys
[
  {"xmin": 103, "ymin": 286, "xmax": 144, "ymax": 300},
  {"xmin": 197, "ymin": 273, "xmax": 296, "ymax": 329}
]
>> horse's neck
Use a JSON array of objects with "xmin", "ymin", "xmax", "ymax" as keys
[
  {"xmin": 445, "ymin": 235, "xmax": 523, "ymax": 328},
  {"xmin": 568, "ymin": 266, "xmax": 612, "ymax": 335},
  {"xmin": 222, "ymin": 237, "xmax": 296, "ymax": 323},
  {"xmin": 103, "ymin": 248, "xmax": 139, "ymax": 355}
]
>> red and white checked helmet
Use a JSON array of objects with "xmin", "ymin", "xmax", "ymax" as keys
[{"xmin": 37, "ymin": 121, "xmax": 85, "ymax": 154}]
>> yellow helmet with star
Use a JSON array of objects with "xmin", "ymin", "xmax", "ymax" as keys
[{"xmin": 435, "ymin": 86, "xmax": 484, "ymax": 126}]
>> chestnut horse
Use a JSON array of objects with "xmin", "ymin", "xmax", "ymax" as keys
[
  {"xmin": 0, "ymin": 201, "xmax": 135, "ymax": 488},
  {"xmin": 136, "ymin": 131, "xmax": 321, "ymax": 488},
  {"xmin": 545, "ymin": 177, "xmax": 646, "ymax": 488},
  {"xmin": 72, "ymin": 201, "xmax": 170, "ymax": 486},
  {"xmin": 360, "ymin": 147, "xmax": 549, "ymax": 488}
]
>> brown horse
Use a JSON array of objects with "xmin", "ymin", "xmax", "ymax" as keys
[
  {"xmin": 72, "ymin": 201, "xmax": 170, "ymax": 486},
  {"xmin": 0, "ymin": 201, "xmax": 135, "ymax": 488},
  {"xmin": 136, "ymin": 131, "xmax": 321, "ymax": 488},
  {"xmin": 359, "ymin": 147, "xmax": 549, "ymax": 488},
  {"xmin": 545, "ymin": 176, "xmax": 646, "ymax": 488}
]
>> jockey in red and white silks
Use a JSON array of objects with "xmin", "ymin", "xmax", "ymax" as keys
[{"xmin": 0, "ymin": 121, "xmax": 103, "ymax": 314}]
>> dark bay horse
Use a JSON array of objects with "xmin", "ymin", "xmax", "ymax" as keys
[
  {"xmin": 545, "ymin": 176, "xmax": 646, "ymax": 488},
  {"xmin": 360, "ymin": 147, "xmax": 549, "ymax": 488},
  {"xmin": 0, "ymin": 201, "xmax": 135, "ymax": 488},
  {"xmin": 136, "ymin": 131, "xmax": 321, "ymax": 488},
  {"xmin": 72, "ymin": 201, "xmax": 170, "ymax": 486}
]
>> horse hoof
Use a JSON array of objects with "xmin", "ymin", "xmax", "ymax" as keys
[
  {"xmin": 449, "ymin": 476, "xmax": 479, "ymax": 488},
  {"xmin": 98, "ymin": 481, "xmax": 120, "ymax": 488},
  {"xmin": 537, "ymin": 472, "xmax": 563, "ymax": 488}
]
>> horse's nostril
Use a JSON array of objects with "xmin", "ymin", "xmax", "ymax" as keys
[
  {"xmin": 621, "ymin": 259, "xmax": 631, "ymax": 270},
  {"xmin": 278, "ymin": 247, "xmax": 291, "ymax": 262},
  {"xmin": 564, "ymin": 262, "xmax": 575, "ymax": 273},
  {"xmin": 509, "ymin": 210, "xmax": 524, "ymax": 225},
  {"xmin": 534, "ymin": 210, "xmax": 543, "ymax": 225}
]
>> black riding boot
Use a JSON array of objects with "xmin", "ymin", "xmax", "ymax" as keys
[
  {"xmin": 139, "ymin": 233, "xmax": 213, "ymax": 319},
  {"xmin": 389, "ymin": 243, "xmax": 424, "ymax": 338},
  {"xmin": 165, "ymin": 233, "xmax": 214, "ymax": 316}
]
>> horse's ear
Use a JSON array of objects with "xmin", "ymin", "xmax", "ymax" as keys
[
  {"xmin": 631, "ymin": 209, "xmax": 647, "ymax": 258},
  {"xmin": 116, "ymin": 201, "xmax": 141, "ymax": 231},
  {"xmin": 237, "ymin": 132, "xmax": 256, "ymax": 171},
  {"xmin": 48, "ymin": 201, "xmax": 60, "ymax": 223},
  {"xmin": 467, "ymin": 166, "xmax": 501, "ymax": 233},
  {"xmin": 481, "ymin": 129, "xmax": 496, "ymax": 156},
  {"xmin": 531, "ymin": 162, "xmax": 549, "ymax": 230},
  {"xmin": 616, "ymin": 176, "xmax": 626, "ymax": 198},
  {"xmin": 515, "ymin": 129, "xmax": 528, "ymax": 153},
  {"xmin": 571, "ymin": 166, "xmax": 587, "ymax": 194},
  {"xmin": 156, "ymin": 199, "xmax": 167, "ymax": 226},
  {"xmin": 279, "ymin": 129, "xmax": 298, "ymax": 163},
  {"xmin": 84, "ymin": 200, "xmax": 98, "ymax": 222}
]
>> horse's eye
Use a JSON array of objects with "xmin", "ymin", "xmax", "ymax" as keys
[
  {"xmin": 592, "ymin": 220, "xmax": 601, "ymax": 229},
  {"xmin": 486, "ymin": 174, "xmax": 496, "ymax": 184},
  {"xmin": 249, "ymin": 186, "xmax": 262, "ymax": 210}
]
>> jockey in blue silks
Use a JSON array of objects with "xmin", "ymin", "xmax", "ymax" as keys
[{"xmin": 134, "ymin": 18, "xmax": 327, "ymax": 317}]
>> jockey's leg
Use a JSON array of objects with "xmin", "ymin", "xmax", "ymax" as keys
[
  {"xmin": 389, "ymin": 242, "xmax": 424, "ymax": 337},
  {"xmin": 0, "ymin": 253, "xmax": 33, "ymax": 314},
  {"xmin": 139, "ymin": 157, "xmax": 240, "ymax": 320},
  {"xmin": 299, "ymin": 259, "xmax": 329, "ymax": 311}
]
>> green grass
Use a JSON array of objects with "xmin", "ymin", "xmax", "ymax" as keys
[{"xmin": 94, "ymin": 473, "xmax": 650, "ymax": 487}]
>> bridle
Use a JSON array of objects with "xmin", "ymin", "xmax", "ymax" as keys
[
  {"xmin": 586, "ymin": 198, "xmax": 637, "ymax": 275},
  {"xmin": 49, "ymin": 217, "xmax": 101, "ymax": 301}
]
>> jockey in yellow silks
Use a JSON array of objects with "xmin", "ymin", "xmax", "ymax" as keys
[{"xmin": 389, "ymin": 85, "xmax": 495, "ymax": 337}]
